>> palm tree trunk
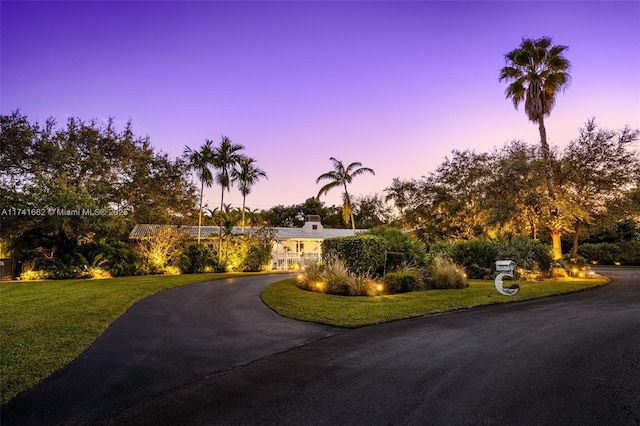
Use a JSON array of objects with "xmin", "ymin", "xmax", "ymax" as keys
[
  {"xmin": 538, "ymin": 116, "xmax": 562, "ymax": 260},
  {"xmin": 197, "ymin": 180, "xmax": 204, "ymax": 244},
  {"xmin": 538, "ymin": 117, "xmax": 557, "ymax": 201},
  {"xmin": 241, "ymin": 195, "xmax": 246, "ymax": 234},
  {"xmin": 218, "ymin": 190, "xmax": 224, "ymax": 263},
  {"xmin": 344, "ymin": 183, "xmax": 356, "ymax": 235}
]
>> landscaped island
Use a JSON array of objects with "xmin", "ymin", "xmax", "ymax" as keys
[{"xmin": 261, "ymin": 276, "xmax": 609, "ymax": 328}]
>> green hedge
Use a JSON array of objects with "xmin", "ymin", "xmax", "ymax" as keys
[
  {"xmin": 579, "ymin": 241, "xmax": 640, "ymax": 265},
  {"xmin": 322, "ymin": 234, "xmax": 388, "ymax": 274}
]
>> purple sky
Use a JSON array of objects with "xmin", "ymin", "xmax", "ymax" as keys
[{"xmin": 2, "ymin": 1, "xmax": 639, "ymax": 211}]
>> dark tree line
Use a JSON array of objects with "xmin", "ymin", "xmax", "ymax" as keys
[
  {"xmin": 2, "ymin": 112, "xmax": 637, "ymax": 267},
  {"xmin": 386, "ymin": 119, "xmax": 640, "ymax": 257},
  {"xmin": 0, "ymin": 111, "xmax": 198, "ymax": 258}
]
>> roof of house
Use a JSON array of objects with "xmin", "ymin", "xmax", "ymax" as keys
[{"xmin": 129, "ymin": 224, "xmax": 366, "ymax": 241}]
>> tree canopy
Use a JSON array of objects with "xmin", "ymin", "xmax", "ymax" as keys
[{"xmin": 1, "ymin": 111, "xmax": 198, "ymax": 258}]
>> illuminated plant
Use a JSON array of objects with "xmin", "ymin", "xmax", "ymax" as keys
[
  {"xmin": 138, "ymin": 226, "xmax": 186, "ymax": 274},
  {"xmin": 76, "ymin": 253, "xmax": 112, "ymax": 279}
]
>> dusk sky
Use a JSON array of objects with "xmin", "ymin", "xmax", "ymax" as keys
[{"xmin": 2, "ymin": 1, "xmax": 639, "ymax": 211}]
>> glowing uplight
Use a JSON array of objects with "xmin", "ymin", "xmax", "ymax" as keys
[{"xmin": 614, "ymin": 261, "xmax": 622, "ymax": 266}]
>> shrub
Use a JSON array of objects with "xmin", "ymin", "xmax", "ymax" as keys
[
  {"xmin": 345, "ymin": 271, "xmax": 378, "ymax": 296},
  {"xmin": 18, "ymin": 259, "xmax": 47, "ymax": 281},
  {"xmin": 322, "ymin": 235, "xmax": 388, "ymax": 274},
  {"xmin": 47, "ymin": 262, "xmax": 81, "ymax": 280},
  {"xmin": 76, "ymin": 253, "xmax": 112, "ymax": 279},
  {"xmin": 578, "ymin": 242, "xmax": 640, "ymax": 265},
  {"xmin": 367, "ymin": 226, "xmax": 427, "ymax": 271},
  {"xmin": 549, "ymin": 265, "xmax": 568, "ymax": 278},
  {"xmin": 241, "ymin": 242, "xmax": 271, "ymax": 272},
  {"xmin": 296, "ymin": 257, "xmax": 380, "ymax": 296},
  {"xmin": 222, "ymin": 229, "xmax": 275, "ymax": 272},
  {"xmin": 448, "ymin": 239, "xmax": 497, "ymax": 279},
  {"xmin": 19, "ymin": 270, "xmax": 47, "ymax": 281},
  {"xmin": 426, "ymin": 255, "xmax": 467, "ymax": 289},
  {"xmin": 621, "ymin": 241, "xmax": 640, "ymax": 265},
  {"xmin": 138, "ymin": 227, "xmax": 186, "ymax": 274},
  {"xmin": 76, "ymin": 240, "xmax": 143, "ymax": 277},
  {"xmin": 296, "ymin": 263, "xmax": 323, "ymax": 292},
  {"xmin": 427, "ymin": 241, "xmax": 452, "ymax": 257},
  {"xmin": 319, "ymin": 257, "xmax": 350, "ymax": 295},
  {"xmin": 384, "ymin": 269, "xmax": 421, "ymax": 294},
  {"xmin": 162, "ymin": 265, "xmax": 181, "ymax": 275},
  {"xmin": 495, "ymin": 234, "xmax": 551, "ymax": 278},
  {"xmin": 178, "ymin": 243, "xmax": 213, "ymax": 274}
]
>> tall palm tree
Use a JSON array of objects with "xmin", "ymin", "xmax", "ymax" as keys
[
  {"xmin": 183, "ymin": 140, "xmax": 214, "ymax": 243},
  {"xmin": 316, "ymin": 157, "xmax": 375, "ymax": 234},
  {"xmin": 232, "ymin": 157, "xmax": 267, "ymax": 233},
  {"xmin": 499, "ymin": 36, "xmax": 571, "ymax": 260},
  {"xmin": 212, "ymin": 136, "xmax": 245, "ymax": 259}
]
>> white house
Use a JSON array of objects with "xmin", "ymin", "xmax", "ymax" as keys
[{"xmin": 129, "ymin": 215, "xmax": 365, "ymax": 270}]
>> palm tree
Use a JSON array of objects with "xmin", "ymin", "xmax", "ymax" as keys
[
  {"xmin": 384, "ymin": 177, "xmax": 415, "ymax": 229},
  {"xmin": 212, "ymin": 136, "xmax": 245, "ymax": 259},
  {"xmin": 316, "ymin": 157, "xmax": 375, "ymax": 234},
  {"xmin": 183, "ymin": 140, "xmax": 214, "ymax": 243},
  {"xmin": 232, "ymin": 157, "xmax": 267, "ymax": 233},
  {"xmin": 499, "ymin": 36, "xmax": 571, "ymax": 260}
]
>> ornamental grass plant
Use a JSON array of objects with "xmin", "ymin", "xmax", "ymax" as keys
[{"xmin": 427, "ymin": 255, "xmax": 468, "ymax": 289}]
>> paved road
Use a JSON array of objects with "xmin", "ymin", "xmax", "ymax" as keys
[
  {"xmin": 1, "ymin": 274, "xmax": 341, "ymax": 425},
  {"xmin": 3, "ymin": 269, "xmax": 640, "ymax": 425}
]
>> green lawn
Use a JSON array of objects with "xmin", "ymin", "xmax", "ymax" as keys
[
  {"xmin": 0, "ymin": 272, "xmax": 271, "ymax": 404},
  {"xmin": 261, "ymin": 277, "xmax": 610, "ymax": 328}
]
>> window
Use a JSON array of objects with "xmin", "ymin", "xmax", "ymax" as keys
[{"xmin": 312, "ymin": 224, "xmax": 318, "ymax": 230}]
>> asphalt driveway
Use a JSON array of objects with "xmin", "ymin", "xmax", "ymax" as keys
[
  {"xmin": 1, "ymin": 274, "xmax": 341, "ymax": 425},
  {"xmin": 3, "ymin": 269, "xmax": 639, "ymax": 425}
]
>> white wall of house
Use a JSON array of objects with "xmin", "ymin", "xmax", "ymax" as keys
[
  {"xmin": 130, "ymin": 215, "xmax": 363, "ymax": 271},
  {"xmin": 271, "ymin": 239, "xmax": 323, "ymax": 270}
]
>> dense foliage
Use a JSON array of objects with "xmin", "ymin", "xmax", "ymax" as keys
[
  {"xmin": 384, "ymin": 269, "xmax": 421, "ymax": 293},
  {"xmin": 1, "ymin": 111, "xmax": 198, "ymax": 261},
  {"xmin": 393, "ymin": 120, "xmax": 639, "ymax": 258},
  {"xmin": 321, "ymin": 234, "xmax": 388, "ymax": 274},
  {"xmin": 367, "ymin": 226, "xmax": 427, "ymax": 270}
]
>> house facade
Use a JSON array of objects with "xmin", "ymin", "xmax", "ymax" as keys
[{"xmin": 129, "ymin": 215, "xmax": 365, "ymax": 270}]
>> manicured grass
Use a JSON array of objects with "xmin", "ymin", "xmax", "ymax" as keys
[
  {"xmin": 0, "ymin": 272, "xmax": 272, "ymax": 404},
  {"xmin": 261, "ymin": 277, "xmax": 610, "ymax": 328}
]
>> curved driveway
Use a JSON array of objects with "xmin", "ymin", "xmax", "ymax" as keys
[
  {"xmin": 3, "ymin": 269, "xmax": 640, "ymax": 425},
  {"xmin": 1, "ymin": 274, "xmax": 341, "ymax": 425}
]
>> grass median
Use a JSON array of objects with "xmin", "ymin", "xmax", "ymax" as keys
[
  {"xmin": 0, "ymin": 272, "xmax": 273, "ymax": 404},
  {"xmin": 261, "ymin": 277, "xmax": 610, "ymax": 328}
]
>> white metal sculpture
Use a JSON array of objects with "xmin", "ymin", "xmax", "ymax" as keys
[{"xmin": 495, "ymin": 260, "xmax": 519, "ymax": 296}]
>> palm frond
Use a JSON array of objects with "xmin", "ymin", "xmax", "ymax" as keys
[
  {"xmin": 317, "ymin": 180, "xmax": 341, "ymax": 198},
  {"xmin": 499, "ymin": 36, "xmax": 571, "ymax": 122}
]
